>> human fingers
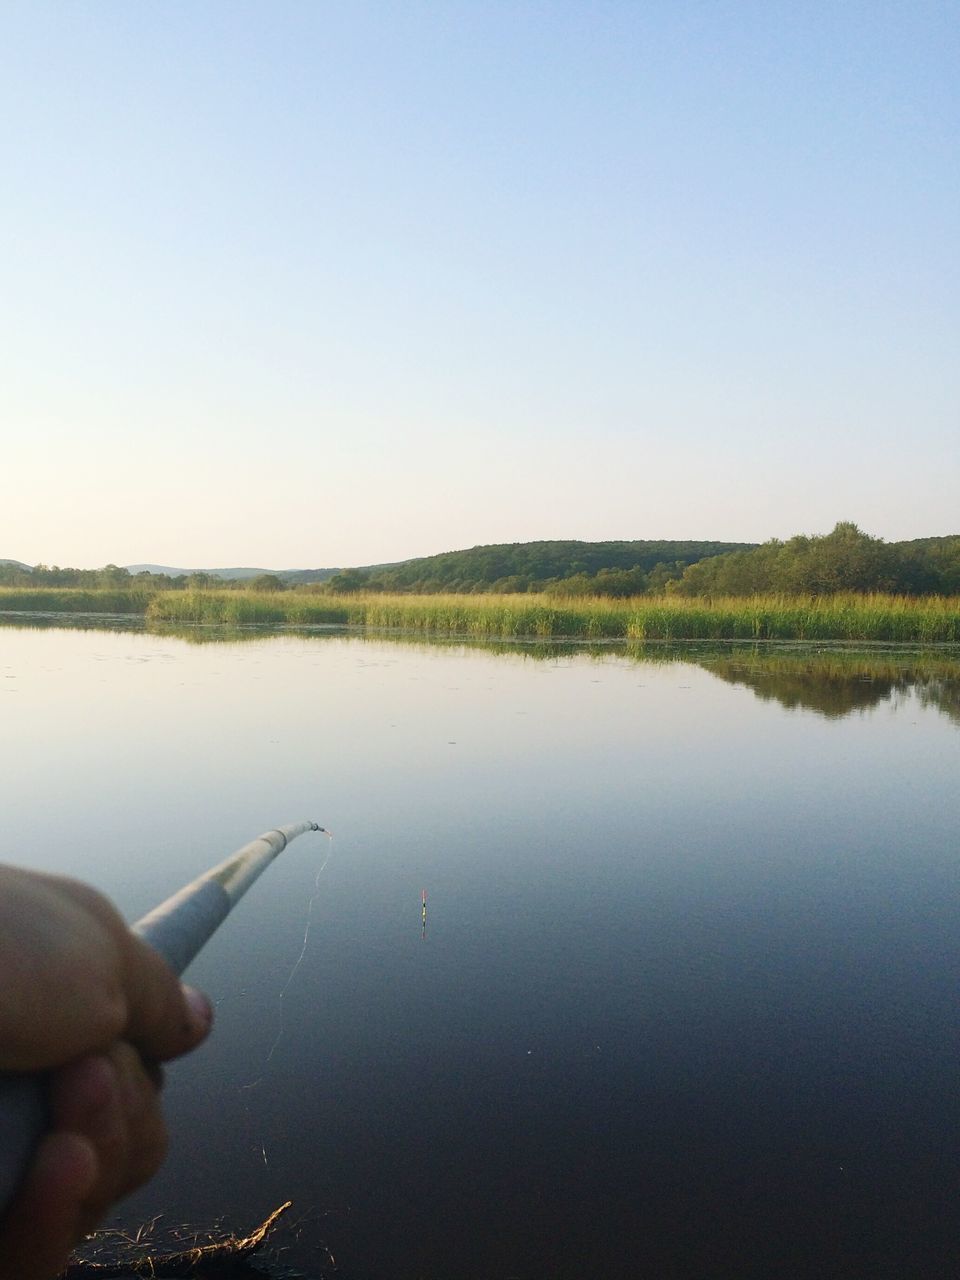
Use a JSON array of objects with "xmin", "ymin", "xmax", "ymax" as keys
[
  {"xmin": 49, "ymin": 1044, "xmax": 169, "ymax": 1234},
  {"xmin": 0, "ymin": 870, "xmax": 211, "ymax": 1071},
  {"xmin": 116, "ymin": 928, "xmax": 213, "ymax": 1062},
  {"xmin": 0, "ymin": 1131, "xmax": 97, "ymax": 1280},
  {"xmin": 58, "ymin": 878, "xmax": 214, "ymax": 1063}
]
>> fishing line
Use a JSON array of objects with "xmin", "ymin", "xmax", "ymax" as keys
[
  {"xmin": 263, "ymin": 835, "xmax": 335, "ymax": 1065},
  {"xmin": 240, "ymin": 831, "xmax": 334, "ymax": 1111}
]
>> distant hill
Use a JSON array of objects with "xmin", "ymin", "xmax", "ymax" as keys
[
  {"xmin": 14, "ymin": 531, "xmax": 956, "ymax": 597},
  {"xmin": 325, "ymin": 540, "xmax": 757, "ymax": 594},
  {"xmin": 126, "ymin": 564, "xmax": 344, "ymax": 582},
  {"xmin": 282, "ymin": 562, "xmax": 390, "ymax": 586},
  {"xmin": 127, "ymin": 564, "xmax": 276, "ymax": 580},
  {"xmin": 1, "ymin": 545, "xmax": 756, "ymax": 592},
  {"xmin": 891, "ymin": 536, "xmax": 960, "ymax": 551}
]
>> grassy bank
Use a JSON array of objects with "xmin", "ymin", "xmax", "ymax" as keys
[
  {"xmin": 0, "ymin": 587, "xmax": 154, "ymax": 614},
  {"xmin": 142, "ymin": 589, "xmax": 960, "ymax": 642},
  {"xmin": 4, "ymin": 587, "xmax": 960, "ymax": 642},
  {"xmin": 147, "ymin": 591, "xmax": 356, "ymax": 625}
]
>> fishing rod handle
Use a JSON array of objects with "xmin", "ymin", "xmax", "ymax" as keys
[
  {"xmin": 0, "ymin": 821, "xmax": 324, "ymax": 1221},
  {"xmin": 0, "ymin": 887, "xmax": 229, "ymax": 1217},
  {"xmin": 0, "ymin": 882, "xmax": 254, "ymax": 1218}
]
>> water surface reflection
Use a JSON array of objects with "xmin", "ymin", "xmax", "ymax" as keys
[
  {"xmin": 4, "ymin": 611, "xmax": 959, "ymax": 722},
  {"xmin": 1, "ymin": 619, "xmax": 959, "ymax": 1279}
]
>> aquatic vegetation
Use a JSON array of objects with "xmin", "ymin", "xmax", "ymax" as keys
[
  {"xmin": 620, "ymin": 592, "xmax": 960, "ymax": 643},
  {"xmin": 0, "ymin": 587, "xmax": 153, "ymax": 614},
  {"xmin": 4, "ymin": 586, "xmax": 960, "ymax": 643},
  {"xmin": 143, "ymin": 589, "xmax": 355, "ymax": 626},
  {"xmin": 144, "ymin": 589, "xmax": 960, "ymax": 643},
  {"xmin": 64, "ymin": 1201, "xmax": 292, "ymax": 1276}
]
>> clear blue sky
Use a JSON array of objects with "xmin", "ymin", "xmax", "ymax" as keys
[{"xmin": 1, "ymin": 1, "xmax": 957, "ymax": 568}]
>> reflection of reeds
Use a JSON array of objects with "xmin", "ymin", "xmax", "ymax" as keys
[
  {"xmin": 2, "ymin": 608, "xmax": 958, "ymax": 721},
  {"xmin": 143, "ymin": 590, "xmax": 960, "ymax": 643}
]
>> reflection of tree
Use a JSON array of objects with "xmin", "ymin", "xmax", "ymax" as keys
[
  {"xmin": 692, "ymin": 652, "xmax": 960, "ymax": 723},
  {"xmin": 915, "ymin": 677, "xmax": 960, "ymax": 728},
  {"xmin": 3, "ymin": 613, "xmax": 960, "ymax": 727},
  {"xmin": 699, "ymin": 658, "xmax": 902, "ymax": 718}
]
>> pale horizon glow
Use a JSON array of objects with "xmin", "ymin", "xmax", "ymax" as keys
[{"xmin": 1, "ymin": 3, "xmax": 957, "ymax": 571}]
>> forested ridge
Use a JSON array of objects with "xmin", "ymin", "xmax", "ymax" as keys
[
  {"xmin": 322, "ymin": 526, "xmax": 960, "ymax": 596},
  {"xmin": 4, "ymin": 525, "xmax": 960, "ymax": 597},
  {"xmin": 323, "ymin": 540, "xmax": 752, "ymax": 594}
]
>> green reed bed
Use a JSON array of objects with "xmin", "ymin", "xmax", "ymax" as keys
[
  {"xmin": 0, "ymin": 587, "xmax": 154, "ymax": 614},
  {"xmin": 345, "ymin": 590, "xmax": 960, "ymax": 642},
  {"xmin": 144, "ymin": 591, "xmax": 355, "ymax": 626},
  {"xmin": 145, "ymin": 590, "xmax": 635, "ymax": 636},
  {"xmin": 141, "ymin": 589, "xmax": 960, "ymax": 642},
  {"xmin": 357, "ymin": 594, "xmax": 633, "ymax": 638},
  {"xmin": 620, "ymin": 593, "xmax": 960, "ymax": 643},
  {"xmin": 5, "ymin": 586, "xmax": 954, "ymax": 643}
]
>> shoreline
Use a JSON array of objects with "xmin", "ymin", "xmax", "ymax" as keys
[{"xmin": 2, "ymin": 586, "xmax": 960, "ymax": 645}]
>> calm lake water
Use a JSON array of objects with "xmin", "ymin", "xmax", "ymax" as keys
[{"xmin": 2, "ymin": 620, "xmax": 960, "ymax": 1279}]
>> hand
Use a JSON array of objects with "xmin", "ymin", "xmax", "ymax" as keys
[{"xmin": 0, "ymin": 866, "xmax": 213, "ymax": 1280}]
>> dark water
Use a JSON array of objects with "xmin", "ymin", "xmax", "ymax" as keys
[{"xmin": 2, "ymin": 622, "xmax": 960, "ymax": 1278}]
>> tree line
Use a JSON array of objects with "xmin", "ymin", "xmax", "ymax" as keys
[
  {"xmin": 4, "ymin": 526, "xmax": 960, "ymax": 598},
  {"xmin": 667, "ymin": 524, "xmax": 960, "ymax": 597},
  {"xmin": 324, "ymin": 527, "xmax": 960, "ymax": 597},
  {"xmin": 323, "ymin": 540, "xmax": 751, "ymax": 595},
  {"xmin": 0, "ymin": 563, "xmax": 288, "ymax": 593}
]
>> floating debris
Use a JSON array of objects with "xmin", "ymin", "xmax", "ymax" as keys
[{"xmin": 64, "ymin": 1201, "xmax": 293, "ymax": 1278}]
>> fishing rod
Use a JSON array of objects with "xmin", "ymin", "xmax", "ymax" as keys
[{"xmin": 0, "ymin": 820, "xmax": 329, "ymax": 1218}]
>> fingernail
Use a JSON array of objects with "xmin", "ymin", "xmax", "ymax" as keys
[{"xmin": 183, "ymin": 984, "xmax": 213, "ymax": 1036}]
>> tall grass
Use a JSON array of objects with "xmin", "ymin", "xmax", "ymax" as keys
[
  {"xmin": 142, "ymin": 589, "xmax": 960, "ymax": 643},
  {"xmin": 3, "ymin": 585, "xmax": 959, "ymax": 642},
  {"xmin": 0, "ymin": 587, "xmax": 154, "ymax": 614},
  {"xmin": 622, "ymin": 593, "xmax": 960, "ymax": 643},
  {"xmin": 144, "ymin": 591, "xmax": 358, "ymax": 626}
]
